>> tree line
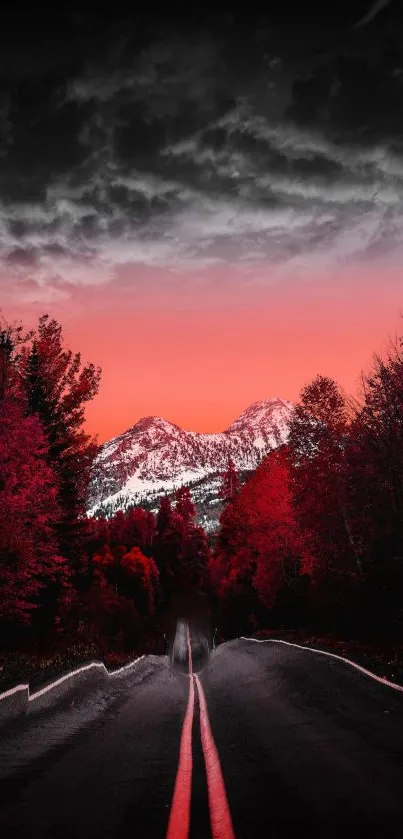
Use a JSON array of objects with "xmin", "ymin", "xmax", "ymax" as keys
[
  {"xmin": 212, "ymin": 339, "xmax": 403, "ymax": 647},
  {"xmin": 0, "ymin": 314, "xmax": 211, "ymax": 657},
  {"xmin": 1, "ymin": 311, "xmax": 403, "ymax": 660}
]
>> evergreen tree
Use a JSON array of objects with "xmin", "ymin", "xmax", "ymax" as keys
[
  {"xmin": 0, "ymin": 396, "xmax": 66, "ymax": 635},
  {"xmin": 18, "ymin": 315, "xmax": 101, "ymax": 588},
  {"xmin": 286, "ymin": 376, "xmax": 363, "ymax": 632},
  {"xmin": 154, "ymin": 495, "xmax": 186, "ymax": 606},
  {"xmin": 219, "ymin": 457, "xmax": 239, "ymax": 505},
  {"xmin": 0, "ymin": 321, "xmax": 68, "ymax": 639},
  {"xmin": 175, "ymin": 486, "xmax": 196, "ymax": 528},
  {"xmin": 186, "ymin": 525, "xmax": 211, "ymax": 592}
]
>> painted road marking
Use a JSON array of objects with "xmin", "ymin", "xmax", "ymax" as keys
[
  {"xmin": 239, "ymin": 637, "xmax": 403, "ymax": 693},
  {"xmin": 167, "ymin": 623, "xmax": 235, "ymax": 839},
  {"xmin": 195, "ymin": 674, "xmax": 236, "ymax": 839},
  {"xmin": 187, "ymin": 624, "xmax": 193, "ymax": 676},
  {"xmin": 166, "ymin": 673, "xmax": 195, "ymax": 839},
  {"xmin": 167, "ymin": 624, "xmax": 195, "ymax": 839}
]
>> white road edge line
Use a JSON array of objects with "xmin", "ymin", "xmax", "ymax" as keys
[
  {"xmin": 0, "ymin": 655, "xmax": 145, "ymax": 703},
  {"xmin": 239, "ymin": 637, "xmax": 403, "ymax": 693}
]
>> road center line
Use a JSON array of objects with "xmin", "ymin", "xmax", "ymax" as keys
[
  {"xmin": 187, "ymin": 623, "xmax": 193, "ymax": 675},
  {"xmin": 167, "ymin": 623, "xmax": 236, "ymax": 839},
  {"xmin": 166, "ymin": 672, "xmax": 195, "ymax": 839},
  {"xmin": 194, "ymin": 675, "xmax": 235, "ymax": 839}
]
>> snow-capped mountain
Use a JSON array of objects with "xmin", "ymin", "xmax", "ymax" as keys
[{"xmin": 87, "ymin": 398, "xmax": 294, "ymax": 526}]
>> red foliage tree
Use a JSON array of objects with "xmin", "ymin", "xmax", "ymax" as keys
[
  {"xmin": 107, "ymin": 507, "xmax": 155, "ymax": 555},
  {"xmin": 120, "ymin": 547, "xmax": 159, "ymax": 612},
  {"xmin": 92, "ymin": 543, "xmax": 159, "ymax": 609},
  {"xmin": 212, "ymin": 449, "xmax": 308, "ymax": 618},
  {"xmin": 250, "ymin": 452, "xmax": 311, "ymax": 606},
  {"xmin": 210, "ymin": 497, "xmax": 248, "ymax": 596},
  {"xmin": 87, "ymin": 543, "xmax": 159, "ymax": 652},
  {"xmin": 17, "ymin": 314, "xmax": 101, "ymax": 584},
  {"xmin": 0, "ymin": 397, "xmax": 67, "ymax": 630},
  {"xmin": 287, "ymin": 375, "xmax": 361, "ymax": 582}
]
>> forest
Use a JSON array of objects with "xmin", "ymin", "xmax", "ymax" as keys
[{"xmin": 1, "ymin": 312, "xmax": 403, "ymax": 680}]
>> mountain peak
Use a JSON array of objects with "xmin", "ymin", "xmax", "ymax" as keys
[
  {"xmin": 88, "ymin": 397, "xmax": 295, "ymax": 522},
  {"xmin": 226, "ymin": 397, "xmax": 293, "ymax": 432},
  {"xmin": 130, "ymin": 415, "xmax": 183, "ymax": 438}
]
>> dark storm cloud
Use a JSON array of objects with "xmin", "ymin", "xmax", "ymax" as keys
[
  {"xmin": 6, "ymin": 247, "xmax": 38, "ymax": 267},
  {"xmin": 1, "ymin": 5, "xmax": 403, "ymax": 298},
  {"xmin": 354, "ymin": 0, "xmax": 395, "ymax": 28},
  {"xmin": 286, "ymin": 56, "xmax": 403, "ymax": 147}
]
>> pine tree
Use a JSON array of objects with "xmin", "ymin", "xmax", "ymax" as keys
[
  {"xmin": 0, "ymin": 322, "xmax": 68, "ymax": 639},
  {"xmin": 287, "ymin": 375, "xmax": 359, "ymax": 578},
  {"xmin": 186, "ymin": 525, "xmax": 211, "ymax": 592},
  {"xmin": 219, "ymin": 457, "xmax": 239, "ymax": 505},
  {"xmin": 153, "ymin": 495, "xmax": 186, "ymax": 606},
  {"xmin": 0, "ymin": 397, "xmax": 66, "ymax": 633},
  {"xmin": 0, "ymin": 331, "xmax": 13, "ymax": 403},
  {"xmin": 18, "ymin": 315, "xmax": 101, "ymax": 587},
  {"xmin": 175, "ymin": 486, "xmax": 196, "ymax": 528},
  {"xmin": 156, "ymin": 495, "xmax": 173, "ymax": 535}
]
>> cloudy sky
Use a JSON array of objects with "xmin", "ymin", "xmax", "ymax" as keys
[{"xmin": 2, "ymin": 2, "xmax": 403, "ymax": 440}]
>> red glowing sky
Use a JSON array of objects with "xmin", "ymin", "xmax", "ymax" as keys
[{"xmin": 7, "ymin": 264, "xmax": 402, "ymax": 443}]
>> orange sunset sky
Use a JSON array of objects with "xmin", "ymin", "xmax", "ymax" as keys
[{"xmin": 5, "ymin": 263, "xmax": 402, "ymax": 444}]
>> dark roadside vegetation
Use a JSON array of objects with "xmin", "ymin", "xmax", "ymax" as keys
[{"xmin": 1, "ymin": 312, "xmax": 403, "ymax": 694}]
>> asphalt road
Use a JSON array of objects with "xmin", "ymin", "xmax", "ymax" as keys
[{"xmin": 1, "ymin": 634, "xmax": 403, "ymax": 838}]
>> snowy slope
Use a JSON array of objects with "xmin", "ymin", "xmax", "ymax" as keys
[{"xmin": 87, "ymin": 398, "xmax": 294, "ymax": 521}]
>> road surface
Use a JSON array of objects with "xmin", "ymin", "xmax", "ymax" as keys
[{"xmin": 1, "ymin": 632, "xmax": 403, "ymax": 838}]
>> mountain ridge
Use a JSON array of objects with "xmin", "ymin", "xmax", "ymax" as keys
[{"xmin": 87, "ymin": 397, "xmax": 295, "ymax": 527}]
